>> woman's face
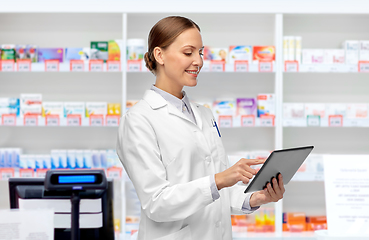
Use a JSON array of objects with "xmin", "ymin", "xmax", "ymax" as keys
[{"xmin": 159, "ymin": 27, "xmax": 203, "ymax": 89}]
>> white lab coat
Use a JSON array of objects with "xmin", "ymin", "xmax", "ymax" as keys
[{"xmin": 116, "ymin": 90, "xmax": 255, "ymax": 240}]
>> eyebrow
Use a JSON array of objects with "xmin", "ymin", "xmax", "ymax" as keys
[{"xmin": 182, "ymin": 45, "xmax": 204, "ymax": 50}]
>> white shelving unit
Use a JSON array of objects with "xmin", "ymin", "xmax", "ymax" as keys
[{"xmin": 2, "ymin": 1, "xmax": 369, "ymax": 239}]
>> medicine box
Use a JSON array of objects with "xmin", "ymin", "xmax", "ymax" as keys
[
  {"xmin": 325, "ymin": 104, "xmax": 347, "ymax": 117},
  {"xmin": 42, "ymin": 102, "xmax": 64, "ymax": 117},
  {"xmin": 64, "ymin": 102, "xmax": 85, "ymax": 118},
  {"xmin": 346, "ymin": 104, "xmax": 368, "ymax": 118},
  {"xmin": 65, "ymin": 48, "xmax": 90, "ymax": 61},
  {"xmin": 229, "ymin": 46, "xmax": 252, "ymax": 65},
  {"xmin": 323, "ymin": 49, "xmax": 345, "ymax": 64},
  {"xmin": 236, "ymin": 98, "xmax": 257, "ymax": 116},
  {"xmin": 304, "ymin": 103, "xmax": 326, "ymax": 118},
  {"xmin": 257, "ymin": 94, "xmax": 275, "ymax": 117},
  {"xmin": 252, "ymin": 46, "xmax": 275, "ymax": 63},
  {"xmin": 359, "ymin": 41, "xmax": 369, "ymax": 61},
  {"xmin": 90, "ymin": 41, "xmax": 108, "ymax": 62},
  {"xmin": 343, "ymin": 40, "xmax": 359, "ymax": 64},
  {"xmin": 283, "ymin": 103, "xmax": 305, "ymax": 119},
  {"xmin": 85, "ymin": 102, "xmax": 107, "ymax": 117},
  {"xmin": 38, "ymin": 48, "xmax": 63, "ymax": 62}
]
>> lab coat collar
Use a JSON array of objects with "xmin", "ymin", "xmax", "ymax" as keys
[{"xmin": 143, "ymin": 90, "xmax": 203, "ymax": 130}]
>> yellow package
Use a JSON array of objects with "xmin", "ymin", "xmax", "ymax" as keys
[{"xmin": 108, "ymin": 103, "xmax": 121, "ymax": 115}]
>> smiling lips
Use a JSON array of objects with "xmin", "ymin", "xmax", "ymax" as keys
[{"xmin": 185, "ymin": 70, "xmax": 199, "ymax": 76}]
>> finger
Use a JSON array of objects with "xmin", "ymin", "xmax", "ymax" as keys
[
  {"xmin": 266, "ymin": 182, "xmax": 277, "ymax": 200},
  {"xmin": 236, "ymin": 162, "xmax": 257, "ymax": 175},
  {"xmin": 242, "ymin": 158, "xmax": 266, "ymax": 166},
  {"xmin": 278, "ymin": 174, "xmax": 285, "ymax": 194},
  {"xmin": 240, "ymin": 169, "xmax": 254, "ymax": 179},
  {"xmin": 272, "ymin": 178, "xmax": 283, "ymax": 198}
]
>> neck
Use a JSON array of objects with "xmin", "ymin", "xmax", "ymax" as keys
[{"xmin": 155, "ymin": 75, "xmax": 183, "ymax": 99}]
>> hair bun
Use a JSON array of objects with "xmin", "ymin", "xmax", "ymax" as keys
[{"xmin": 144, "ymin": 52, "xmax": 156, "ymax": 73}]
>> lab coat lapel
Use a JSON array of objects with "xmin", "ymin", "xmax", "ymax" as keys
[
  {"xmin": 167, "ymin": 104, "xmax": 194, "ymax": 124},
  {"xmin": 143, "ymin": 90, "xmax": 199, "ymax": 126},
  {"xmin": 190, "ymin": 102, "xmax": 203, "ymax": 130}
]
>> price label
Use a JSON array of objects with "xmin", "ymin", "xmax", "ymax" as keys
[
  {"xmin": 127, "ymin": 60, "xmax": 142, "ymax": 72},
  {"xmin": 45, "ymin": 60, "xmax": 59, "ymax": 72},
  {"xmin": 284, "ymin": 61, "xmax": 299, "ymax": 72},
  {"xmin": 259, "ymin": 61, "xmax": 273, "ymax": 72},
  {"xmin": 218, "ymin": 115, "xmax": 232, "ymax": 128},
  {"xmin": 2, "ymin": 114, "xmax": 16, "ymax": 126},
  {"xmin": 329, "ymin": 115, "xmax": 343, "ymax": 127},
  {"xmin": 46, "ymin": 115, "xmax": 60, "ymax": 126},
  {"xmin": 234, "ymin": 60, "xmax": 249, "ymax": 72},
  {"xmin": 20, "ymin": 169, "xmax": 34, "ymax": 178},
  {"xmin": 0, "ymin": 168, "xmax": 14, "ymax": 180},
  {"xmin": 36, "ymin": 169, "xmax": 49, "ymax": 178},
  {"xmin": 210, "ymin": 60, "xmax": 225, "ymax": 72},
  {"xmin": 90, "ymin": 114, "xmax": 104, "ymax": 126},
  {"xmin": 348, "ymin": 65, "xmax": 357, "ymax": 72},
  {"xmin": 1, "ymin": 60, "xmax": 15, "ymax": 72},
  {"xmin": 241, "ymin": 115, "xmax": 255, "ymax": 127},
  {"xmin": 17, "ymin": 59, "xmax": 31, "ymax": 72},
  {"xmin": 329, "ymin": 66, "xmax": 339, "ymax": 72},
  {"xmin": 359, "ymin": 61, "xmax": 369, "ymax": 73},
  {"xmin": 106, "ymin": 115, "xmax": 120, "ymax": 126},
  {"xmin": 24, "ymin": 115, "xmax": 38, "ymax": 126},
  {"xmin": 307, "ymin": 65, "xmax": 317, "ymax": 72},
  {"xmin": 70, "ymin": 60, "xmax": 84, "ymax": 72},
  {"xmin": 67, "ymin": 114, "xmax": 81, "ymax": 126},
  {"xmin": 307, "ymin": 115, "xmax": 321, "ymax": 126},
  {"xmin": 107, "ymin": 167, "xmax": 122, "ymax": 179},
  {"xmin": 89, "ymin": 60, "xmax": 104, "ymax": 72},
  {"xmin": 107, "ymin": 61, "xmax": 121, "ymax": 72},
  {"xmin": 260, "ymin": 115, "xmax": 275, "ymax": 127}
]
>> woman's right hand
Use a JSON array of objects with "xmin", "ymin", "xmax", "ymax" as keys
[{"xmin": 215, "ymin": 158, "xmax": 265, "ymax": 190}]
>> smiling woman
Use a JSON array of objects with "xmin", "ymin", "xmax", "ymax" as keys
[{"xmin": 116, "ymin": 16, "xmax": 284, "ymax": 240}]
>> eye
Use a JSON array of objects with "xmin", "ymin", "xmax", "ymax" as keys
[
  {"xmin": 199, "ymin": 52, "xmax": 204, "ymax": 57},
  {"xmin": 184, "ymin": 52, "xmax": 192, "ymax": 56}
]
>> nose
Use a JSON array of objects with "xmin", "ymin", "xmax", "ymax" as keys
[{"xmin": 193, "ymin": 53, "xmax": 203, "ymax": 69}]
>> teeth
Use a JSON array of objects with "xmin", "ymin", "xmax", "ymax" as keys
[{"xmin": 186, "ymin": 70, "xmax": 198, "ymax": 74}]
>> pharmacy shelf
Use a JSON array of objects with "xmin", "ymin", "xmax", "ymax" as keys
[
  {"xmin": 0, "ymin": 116, "xmax": 276, "ymax": 128},
  {"xmin": 0, "ymin": 62, "xmax": 276, "ymax": 73},
  {"xmin": 0, "ymin": 116, "xmax": 120, "ymax": 127},
  {"xmin": 283, "ymin": 118, "xmax": 369, "ymax": 127},
  {"xmin": 233, "ymin": 231, "xmax": 316, "ymax": 240},
  {"xmin": 284, "ymin": 64, "xmax": 362, "ymax": 73}
]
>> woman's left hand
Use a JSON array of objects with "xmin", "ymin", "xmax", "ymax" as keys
[{"xmin": 249, "ymin": 174, "xmax": 285, "ymax": 208}]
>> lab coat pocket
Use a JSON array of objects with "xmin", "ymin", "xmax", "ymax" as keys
[
  {"xmin": 212, "ymin": 132, "xmax": 227, "ymax": 167},
  {"xmin": 154, "ymin": 225, "xmax": 192, "ymax": 240}
]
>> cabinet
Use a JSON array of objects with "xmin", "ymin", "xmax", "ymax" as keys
[{"xmin": 1, "ymin": 2, "xmax": 369, "ymax": 239}]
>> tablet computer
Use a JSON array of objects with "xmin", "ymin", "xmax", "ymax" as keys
[{"xmin": 244, "ymin": 146, "xmax": 314, "ymax": 193}]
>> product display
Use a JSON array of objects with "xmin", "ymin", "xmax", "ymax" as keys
[
  {"xmin": 38, "ymin": 48, "xmax": 63, "ymax": 62},
  {"xmin": 64, "ymin": 47, "xmax": 90, "ymax": 61},
  {"xmin": 0, "ymin": 148, "xmax": 122, "ymax": 171},
  {"xmin": 126, "ymin": 39, "xmax": 145, "ymax": 60},
  {"xmin": 90, "ymin": 41, "xmax": 109, "ymax": 62},
  {"xmin": 0, "ymin": 44, "xmax": 16, "ymax": 60},
  {"xmin": 257, "ymin": 94, "xmax": 276, "ymax": 117},
  {"xmin": 252, "ymin": 46, "xmax": 275, "ymax": 63},
  {"xmin": 228, "ymin": 46, "xmax": 252, "ymax": 64}
]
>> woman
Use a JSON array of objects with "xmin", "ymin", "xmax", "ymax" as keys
[{"xmin": 116, "ymin": 16, "xmax": 285, "ymax": 240}]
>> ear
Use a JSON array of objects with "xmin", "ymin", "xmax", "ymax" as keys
[{"xmin": 153, "ymin": 47, "xmax": 164, "ymax": 66}]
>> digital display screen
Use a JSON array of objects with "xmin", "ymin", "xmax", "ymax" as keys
[{"xmin": 58, "ymin": 175, "xmax": 96, "ymax": 184}]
